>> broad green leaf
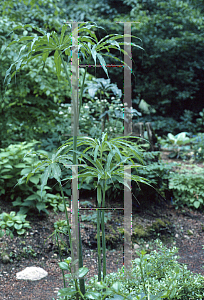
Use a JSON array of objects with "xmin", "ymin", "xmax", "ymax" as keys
[
  {"xmin": 111, "ymin": 282, "xmax": 121, "ymax": 293},
  {"xmin": 78, "ymin": 267, "xmax": 89, "ymax": 278},
  {"xmin": 194, "ymin": 201, "xmax": 200, "ymax": 209},
  {"xmin": 14, "ymin": 163, "xmax": 27, "ymax": 168},
  {"xmin": 36, "ymin": 202, "xmax": 47, "ymax": 212},
  {"xmin": 84, "ymin": 291, "xmax": 102, "ymax": 299},
  {"xmin": 58, "ymin": 288, "xmax": 77, "ymax": 297},
  {"xmin": 17, "ymin": 229, "xmax": 26, "ymax": 235},
  {"xmin": 6, "ymin": 220, "xmax": 14, "ymax": 227},
  {"xmin": 58, "ymin": 261, "xmax": 69, "ymax": 270},
  {"xmin": 20, "ymin": 168, "xmax": 32, "ymax": 175},
  {"xmin": 3, "ymin": 164, "xmax": 12, "ymax": 169},
  {"xmin": 29, "ymin": 176, "xmax": 40, "ymax": 185},
  {"xmin": 14, "ymin": 223, "xmax": 23, "ymax": 230},
  {"xmin": 1, "ymin": 175, "xmax": 13, "ymax": 179},
  {"xmin": 167, "ymin": 133, "xmax": 176, "ymax": 144}
]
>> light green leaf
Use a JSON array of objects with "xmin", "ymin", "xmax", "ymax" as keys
[
  {"xmin": 78, "ymin": 267, "xmax": 89, "ymax": 278},
  {"xmin": 58, "ymin": 262, "xmax": 69, "ymax": 270},
  {"xmin": 41, "ymin": 165, "xmax": 51, "ymax": 196},
  {"xmin": 96, "ymin": 53, "xmax": 109, "ymax": 78},
  {"xmin": 54, "ymin": 50, "xmax": 62, "ymax": 79},
  {"xmin": 29, "ymin": 176, "xmax": 40, "ymax": 185},
  {"xmin": 17, "ymin": 229, "xmax": 26, "ymax": 235}
]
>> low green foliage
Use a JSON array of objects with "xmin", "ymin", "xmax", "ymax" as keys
[
  {"xmin": 0, "ymin": 141, "xmax": 44, "ymax": 198},
  {"xmin": 169, "ymin": 166, "xmax": 204, "ymax": 210},
  {"xmin": 0, "ymin": 211, "xmax": 31, "ymax": 238},
  {"xmin": 159, "ymin": 132, "xmax": 195, "ymax": 159},
  {"xmin": 55, "ymin": 240, "xmax": 204, "ymax": 300},
  {"xmin": 0, "ymin": 141, "xmax": 66, "ymax": 215}
]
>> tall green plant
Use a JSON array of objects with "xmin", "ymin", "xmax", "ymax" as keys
[
  {"xmin": 17, "ymin": 133, "xmax": 149, "ymax": 298},
  {"xmin": 61, "ymin": 132, "xmax": 150, "ymax": 282},
  {"xmin": 4, "ymin": 21, "xmax": 143, "ymax": 297}
]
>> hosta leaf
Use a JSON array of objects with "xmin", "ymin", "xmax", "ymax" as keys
[
  {"xmin": 17, "ymin": 229, "xmax": 26, "ymax": 235},
  {"xmin": 14, "ymin": 223, "xmax": 23, "ymax": 230},
  {"xmin": 6, "ymin": 220, "xmax": 14, "ymax": 227}
]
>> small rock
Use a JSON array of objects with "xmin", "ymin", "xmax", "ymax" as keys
[
  {"xmin": 134, "ymin": 243, "xmax": 140, "ymax": 250},
  {"xmin": 2, "ymin": 254, "xmax": 10, "ymax": 264},
  {"xmin": 16, "ymin": 266, "xmax": 48, "ymax": 281}
]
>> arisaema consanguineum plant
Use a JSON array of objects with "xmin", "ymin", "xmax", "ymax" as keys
[
  {"xmin": 61, "ymin": 132, "xmax": 150, "ymax": 283},
  {"xmin": 4, "ymin": 21, "xmax": 144, "ymax": 298}
]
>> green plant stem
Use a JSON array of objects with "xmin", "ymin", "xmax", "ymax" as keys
[
  {"xmin": 97, "ymin": 184, "xmax": 102, "ymax": 282},
  {"xmin": 78, "ymin": 66, "xmax": 87, "ymax": 116},
  {"xmin": 56, "ymin": 231, "xmax": 67, "ymax": 300},
  {"xmin": 68, "ymin": 265, "xmax": 86, "ymax": 300},
  {"xmin": 101, "ymin": 181, "xmax": 106, "ymax": 281},
  {"xmin": 60, "ymin": 52, "xmax": 71, "ymax": 89},
  {"xmin": 61, "ymin": 50, "xmax": 85, "ymax": 296},
  {"xmin": 59, "ymin": 183, "xmax": 79, "ymax": 299}
]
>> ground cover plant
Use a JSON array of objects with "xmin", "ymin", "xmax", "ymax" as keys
[
  {"xmin": 55, "ymin": 239, "xmax": 204, "ymax": 300},
  {"xmin": 169, "ymin": 166, "xmax": 204, "ymax": 210}
]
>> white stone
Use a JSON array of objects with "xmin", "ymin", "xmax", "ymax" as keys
[
  {"xmin": 16, "ymin": 266, "xmax": 48, "ymax": 281},
  {"xmin": 134, "ymin": 243, "xmax": 140, "ymax": 250}
]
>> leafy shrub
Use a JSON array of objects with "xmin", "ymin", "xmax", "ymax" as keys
[
  {"xmin": 169, "ymin": 166, "xmax": 204, "ymax": 210},
  {"xmin": 0, "ymin": 211, "xmax": 31, "ymax": 238},
  {"xmin": 0, "ymin": 141, "xmax": 66, "ymax": 214},
  {"xmin": 0, "ymin": 141, "xmax": 42, "ymax": 198},
  {"xmin": 102, "ymin": 240, "xmax": 204, "ymax": 300},
  {"xmin": 56, "ymin": 239, "xmax": 204, "ymax": 300}
]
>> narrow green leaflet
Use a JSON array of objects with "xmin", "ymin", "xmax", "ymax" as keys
[{"xmin": 41, "ymin": 165, "xmax": 51, "ymax": 196}]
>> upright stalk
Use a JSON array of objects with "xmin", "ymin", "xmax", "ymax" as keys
[
  {"xmin": 56, "ymin": 231, "xmax": 68, "ymax": 300},
  {"xmin": 97, "ymin": 184, "xmax": 102, "ymax": 282},
  {"xmin": 59, "ymin": 184, "xmax": 79, "ymax": 299},
  {"xmin": 101, "ymin": 180, "xmax": 107, "ymax": 280},
  {"xmin": 61, "ymin": 48, "xmax": 87, "ymax": 296}
]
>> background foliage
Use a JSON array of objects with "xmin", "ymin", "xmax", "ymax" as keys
[{"xmin": 1, "ymin": 0, "xmax": 204, "ymax": 147}]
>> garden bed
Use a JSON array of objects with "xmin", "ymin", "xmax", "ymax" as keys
[{"xmin": 0, "ymin": 190, "xmax": 204, "ymax": 299}]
